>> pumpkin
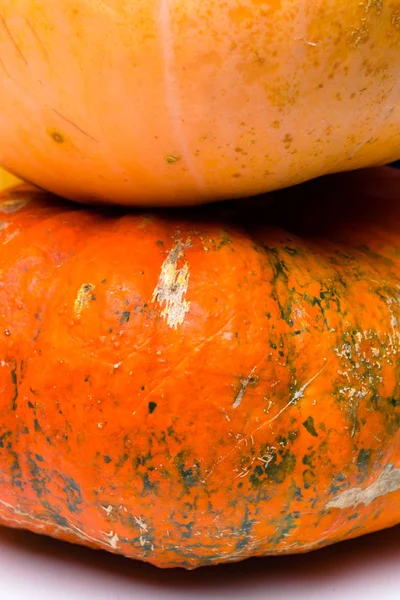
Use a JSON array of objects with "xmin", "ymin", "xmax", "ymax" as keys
[
  {"xmin": 1, "ymin": 167, "xmax": 400, "ymax": 569},
  {"xmin": 0, "ymin": 168, "xmax": 20, "ymax": 190},
  {"xmin": 1, "ymin": 1, "xmax": 400, "ymax": 206}
]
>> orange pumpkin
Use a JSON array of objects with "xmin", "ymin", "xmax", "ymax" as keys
[
  {"xmin": 0, "ymin": 168, "xmax": 400, "ymax": 568},
  {"xmin": 1, "ymin": 1, "xmax": 400, "ymax": 206}
]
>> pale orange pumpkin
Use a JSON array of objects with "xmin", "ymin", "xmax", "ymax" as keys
[{"xmin": 1, "ymin": 1, "xmax": 400, "ymax": 206}]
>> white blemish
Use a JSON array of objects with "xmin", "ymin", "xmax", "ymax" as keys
[
  {"xmin": 257, "ymin": 446, "xmax": 276, "ymax": 468},
  {"xmin": 326, "ymin": 464, "xmax": 400, "ymax": 510},
  {"xmin": 0, "ymin": 498, "xmax": 119, "ymax": 551},
  {"xmin": 0, "ymin": 498, "xmax": 31, "ymax": 517},
  {"xmin": 3, "ymin": 229, "xmax": 19, "ymax": 244},
  {"xmin": 152, "ymin": 239, "xmax": 191, "ymax": 329},
  {"xmin": 0, "ymin": 222, "xmax": 9, "ymax": 232},
  {"xmin": 102, "ymin": 505, "xmax": 113, "ymax": 516},
  {"xmin": 294, "ymin": 36, "xmax": 317, "ymax": 47},
  {"xmin": 74, "ymin": 283, "xmax": 95, "ymax": 317},
  {"xmin": 105, "ymin": 530, "xmax": 119, "ymax": 550},
  {"xmin": 0, "ymin": 197, "xmax": 29, "ymax": 213},
  {"xmin": 134, "ymin": 516, "xmax": 148, "ymax": 533},
  {"xmin": 222, "ymin": 332, "xmax": 233, "ymax": 341},
  {"xmin": 385, "ymin": 297, "xmax": 400, "ymax": 350},
  {"xmin": 158, "ymin": 0, "xmax": 206, "ymax": 192},
  {"xmin": 232, "ymin": 366, "xmax": 257, "ymax": 409},
  {"xmin": 291, "ymin": 363, "xmax": 327, "ymax": 403}
]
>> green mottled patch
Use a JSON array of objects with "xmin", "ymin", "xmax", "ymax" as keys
[
  {"xmin": 0, "ymin": 431, "xmax": 11, "ymax": 448},
  {"xmin": 174, "ymin": 451, "xmax": 201, "ymax": 490},
  {"xmin": 357, "ymin": 448, "xmax": 372, "ymax": 473},
  {"xmin": 120, "ymin": 311, "xmax": 130, "ymax": 325},
  {"xmin": 283, "ymin": 246, "xmax": 299, "ymax": 257},
  {"xmin": 148, "ymin": 401, "xmax": 157, "ymax": 414},
  {"xmin": 11, "ymin": 362, "xmax": 18, "ymax": 411},
  {"xmin": 251, "ymin": 449, "xmax": 296, "ymax": 488},
  {"xmin": 303, "ymin": 416, "xmax": 318, "ymax": 437},
  {"xmin": 270, "ymin": 511, "xmax": 299, "ymax": 547},
  {"xmin": 303, "ymin": 469, "xmax": 318, "ymax": 490},
  {"xmin": 235, "ymin": 506, "xmax": 255, "ymax": 551},
  {"xmin": 276, "ymin": 431, "xmax": 299, "ymax": 449},
  {"xmin": 329, "ymin": 471, "xmax": 348, "ymax": 495},
  {"xmin": 218, "ymin": 231, "xmax": 232, "ymax": 250},
  {"xmin": 302, "ymin": 451, "xmax": 315, "ymax": 467},
  {"xmin": 34, "ymin": 419, "xmax": 42, "ymax": 433}
]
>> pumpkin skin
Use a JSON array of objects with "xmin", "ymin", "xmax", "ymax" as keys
[
  {"xmin": 1, "ymin": 2, "xmax": 400, "ymax": 206},
  {"xmin": 0, "ymin": 168, "xmax": 20, "ymax": 190},
  {"xmin": 1, "ymin": 169, "xmax": 400, "ymax": 569}
]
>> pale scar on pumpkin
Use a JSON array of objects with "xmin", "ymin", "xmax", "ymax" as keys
[
  {"xmin": 0, "ymin": 497, "xmax": 120, "ymax": 552},
  {"xmin": 325, "ymin": 464, "xmax": 400, "ymax": 510},
  {"xmin": 74, "ymin": 283, "xmax": 96, "ymax": 317},
  {"xmin": 0, "ymin": 197, "xmax": 30, "ymax": 213},
  {"xmin": 152, "ymin": 238, "xmax": 191, "ymax": 329}
]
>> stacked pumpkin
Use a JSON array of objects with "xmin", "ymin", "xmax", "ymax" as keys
[{"xmin": 1, "ymin": 0, "xmax": 400, "ymax": 569}]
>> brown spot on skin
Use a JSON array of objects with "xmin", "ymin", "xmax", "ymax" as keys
[
  {"xmin": 51, "ymin": 131, "xmax": 65, "ymax": 144},
  {"xmin": 283, "ymin": 134, "xmax": 293, "ymax": 148},
  {"xmin": 391, "ymin": 9, "xmax": 400, "ymax": 29},
  {"xmin": 165, "ymin": 155, "xmax": 181, "ymax": 165},
  {"xmin": 52, "ymin": 109, "xmax": 99, "ymax": 143},
  {"xmin": 349, "ymin": 18, "xmax": 369, "ymax": 47}
]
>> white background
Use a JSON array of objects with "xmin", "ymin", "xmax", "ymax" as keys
[{"xmin": 0, "ymin": 523, "xmax": 399, "ymax": 599}]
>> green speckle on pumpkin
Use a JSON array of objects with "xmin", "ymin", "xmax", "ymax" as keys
[
  {"xmin": 148, "ymin": 402, "xmax": 157, "ymax": 414},
  {"xmin": 303, "ymin": 416, "xmax": 318, "ymax": 437}
]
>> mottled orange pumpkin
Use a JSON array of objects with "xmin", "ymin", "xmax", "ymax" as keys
[
  {"xmin": 1, "ymin": 168, "xmax": 400, "ymax": 569},
  {"xmin": 1, "ymin": 1, "xmax": 400, "ymax": 205}
]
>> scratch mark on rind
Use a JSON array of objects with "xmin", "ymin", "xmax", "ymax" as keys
[
  {"xmin": 233, "ymin": 367, "xmax": 258, "ymax": 409},
  {"xmin": 0, "ymin": 498, "xmax": 120, "ymax": 552},
  {"xmin": 0, "ymin": 57, "xmax": 12, "ymax": 79},
  {"xmin": 24, "ymin": 18, "xmax": 49, "ymax": 60},
  {"xmin": 205, "ymin": 363, "xmax": 328, "ymax": 481},
  {"xmin": 250, "ymin": 362, "xmax": 328, "ymax": 435},
  {"xmin": 0, "ymin": 15, "xmax": 28, "ymax": 65},
  {"xmin": 52, "ymin": 109, "xmax": 99, "ymax": 143},
  {"xmin": 152, "ymin": 238, "xmax": 191, "ymax": 329},
  {"xmin": 326, "ymin": 464, "xmax": 400, "ymax": 510}
]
